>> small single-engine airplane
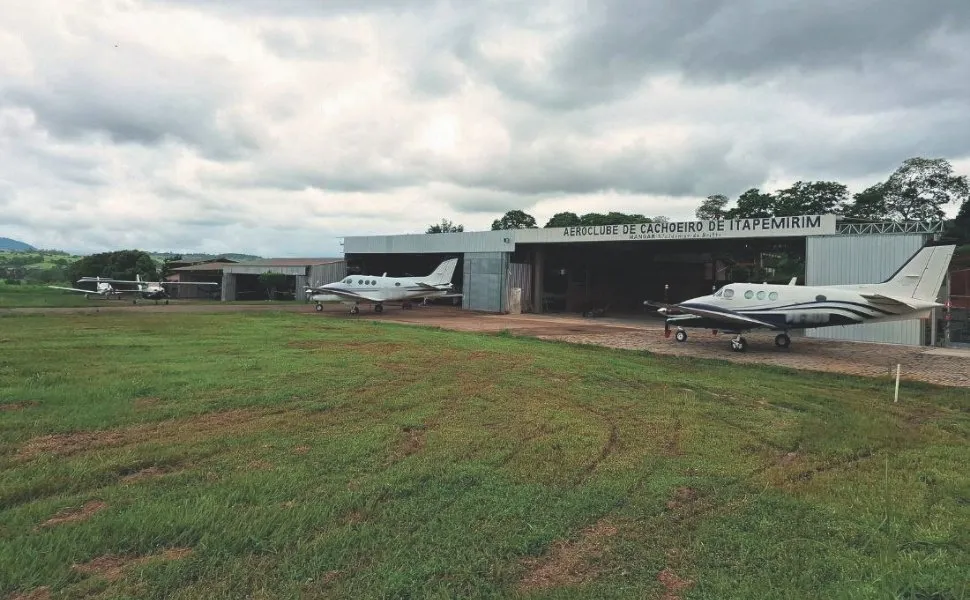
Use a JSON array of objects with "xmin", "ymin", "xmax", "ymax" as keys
[
  {"xmin": 646, "ymin": 243, "xmax": 956, "ymax": 352},
  {"xmin": 48, "ymin": 276, "xmax": 126, "ymax": 300},
  {"xmin": 74, "ymin": 274, "xmax": 220, "ymax": 304},
  {"xmin": 306, "ymin": 258, "xmax": 462, "ymax": 314}
]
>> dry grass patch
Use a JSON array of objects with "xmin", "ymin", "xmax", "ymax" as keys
[
  {"xmin": 517, "ymin": 518, "xmax": 619, "ymax": 591},
  {"xmin": 8, "ymin": 587, "xmax": 51, "ymax": 600},
  {"xmin": 38, "ymin": 500, "xmax": 108, "ymax": 529},
  {"xmin": 657, "ymin": 567, "xmax": 695, "ymax": 600},
  {"xmin": 120, "ymin": 466, "xmax": 172, "ymax": 483},
  {"xmin": 72, "ymin": 548, "xmax": 192, "ymax": 582},
  {"xmin": 17, "ymin": 408, "xmax": 285, "ymax": 460},
  {"xmin": 0, "ymin": 400, "xmax": 39, "ymax": 412}
]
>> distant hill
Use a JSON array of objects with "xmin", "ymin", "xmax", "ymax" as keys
[
  {"xmin": 150, "ymin": 252, "xmax": 263, "ymax": 263},
  {"xmin": 0, "ymin": 237, "xmax": 34, "ymax": 251}
]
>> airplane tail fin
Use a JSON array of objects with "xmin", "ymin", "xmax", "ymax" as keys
[
  {"xmin": 425, "ymin": 258, "xmax": 458, "ymax": 285},
  {"xmin": 875, "ymin": 244, "xmax": 956, "ymax": 301}
]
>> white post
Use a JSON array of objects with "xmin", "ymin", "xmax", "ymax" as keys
[{"xmin": 894, "ymin": 364, "xmax": 901, "ymax": 403}]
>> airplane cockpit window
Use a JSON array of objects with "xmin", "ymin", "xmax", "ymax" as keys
[
  {"xmin": 714, "ymin": 289, "xmax": 724, "ymax": 297},
  {"xmin": 744, "ymin": 290, "xmax": 754, "ymax": 299},
  {"xmin": 816, "ymin": 294, "xmax": 827, "ymax": 302},
  {"xmin": 769, "ymin": 292, "xmax": 779, "ymax": 301},
  {"xmin": 723, "ymin": 289, "xmax": 735, "ymax": 299},
  {"xmin": 757, "ymin": 291, "xmax": 766, "ymax": 300},
  {"xmin": 395, "ymin": 282, "xmax": 401, "ymax": 286},
  {"xmin": 344, "ymin": 278, "xmax": 353, "ymax": 284}
]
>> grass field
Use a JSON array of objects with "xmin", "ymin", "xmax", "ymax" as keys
[
  {"xmin": 1, "ymin": 311, "xmax": 968, "ymax": 599},
  {"xmin": 0, "ymin": 285, "xmax": 299, "ymax": 308}
]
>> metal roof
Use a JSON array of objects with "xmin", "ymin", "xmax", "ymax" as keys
[
  {"xmin": 172, "ymin": 262, "xmax": 237, "ymax": 272},
  {"xmin": 229, "ymin": 258, "xmax": 345, "ymax": 267}
]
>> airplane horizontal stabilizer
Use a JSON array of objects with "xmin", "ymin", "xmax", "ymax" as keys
[{"xmin": 858, "ymin": 293, "xmax": 919, "ymax": 310}]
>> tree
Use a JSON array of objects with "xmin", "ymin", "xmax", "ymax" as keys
[
  {"xmin": 773, "ymin": 181, "xmax": 849, "ymax": 216},
  {"xmin": 426, "ymin": 219, "xmax": 464, "ymax": 234},
  {"xmin": 652, "ymin": 216, "xmax": 670, "ymax": 223},
  {"xmin": 944, "ymin": 196, "xmax": 970, "ymax": 244},
  {"xmin": 843, "ymin": 182, "xmax": 890, "ymax": 221},
  {"xmin": 258, "ymin": 272, "xmax": 288, "ymax": 300},
  {"xmin": 67, "ymin": 250, "xmax": 159, "ymax": 285},
  {"xmin": 880, "ymin": 157, "xmax": 969, "ymax": 222},
  {"xmin": 545, "ymin": 212, "xmax": 582, "ymax": 228},
  {"xmin": 160, "ymin": 254, "xmax": 183, "ymax": 279},
  {"xmin": 696, "ymin": 194, "xmax": 729, "ymax": 220},
  {"xmin": 491, "ymin": 210, "xmax": 538, "ymax": 230},
  {"xmin": 726, "ymin": 188, "xmax": 776, "ymax": 219}
]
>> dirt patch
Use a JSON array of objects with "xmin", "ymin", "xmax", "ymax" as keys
[
  {"xmin": 8, "ymin": 586, "xmax": 51, "ymax": 600},
  {"xmin": 779, "ymin": 451, "xmax": 801, "ymax": 466},
  {"xmin": 389, "ymin": 425, "xmax": 427, "ymax": 462},
  {"xmin": 343, "ymin": 510, "xmax": 365, "ymax": 525},
  {"xmin": 17, "ymin": 408, "xmax": 276, "ymax": 460},
  {"xmin": 247, "ymin": 459, "xmax": 274, "ymax": 471},
  {"xmin": 293, "ymin": 445, "xmax": 311, "ymax": 455},
  {"xmin": 518, "ymin": 519, "xmax": 619, "ymax": 591},
  {"xmin": 0, "ymin": 400, "xmax": 39, "ymax": 412},
  {"xmin": 72, "ymin": 547, "xmax": 192, "ymax": 582},
  {"xmin": 657, "ymin": 568, "xmax": 694, "ymax": 599},
  {"xmin": 39, "ymin": 500, "xmax": 108, "ymax": 528},
  {"xmin": 121, "ymin": 466, "xmax": 171, "ymax": 483},
  {"xmin": 665, "ymin": 487, "xmax": 698, "ymax": 511}
]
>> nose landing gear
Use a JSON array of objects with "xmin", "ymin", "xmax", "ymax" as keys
[{"xmin": 774, "ymin": 333, "xmax": 791, "ymax": 348}]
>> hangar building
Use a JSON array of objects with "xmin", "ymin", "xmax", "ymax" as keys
[
  {"xmin": 169, "ymin": 258, "xmax": 346, "ymax": 301},
  {"xmin": 341, "ymin": 215, "xmax": 953, "ymax": 347}
]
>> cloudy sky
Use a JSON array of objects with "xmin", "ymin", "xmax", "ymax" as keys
[{"xmin": 2, "ymin": 0, "xmax": 969, "ymax": 257}]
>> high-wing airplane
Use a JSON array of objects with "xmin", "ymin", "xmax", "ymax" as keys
[
  {"xmin": 48, "ymin": 276, "xmax": 126, "ymax": 300},
  {"xmin": 646, "ymin": 244, "xmax": 956, "ymax": 352},
  {"xmin": 75, "ymin": 274, "xmax": 220, "ymax": 304},
  {"xmin": 306, "ymin": 258, "xmax": 461, "ymax": 314}
]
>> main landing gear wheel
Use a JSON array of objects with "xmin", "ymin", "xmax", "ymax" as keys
[
  {"xmin": 774, "ymin": 333, "xmax": 791, "ymax": 348},
  {"xmin": 731, "ymin": 336, "xmax": 747, "ymax": 352},
  {"xmin": 374, "ymin": 304, "xmax": 383, "ymax": 313},
  {"xmin": 675, "ymin": 329, "xmax": 688, "ymax": 342},
  {"xmin": 314, "ymin": 303, "xmax": 323, "ymax": 312}
]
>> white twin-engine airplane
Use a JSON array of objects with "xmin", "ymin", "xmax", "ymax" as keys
[
  {"xmin": 306, "ymin": 258, "xmax": 461, "ymax": 314},
  {"xmin": 64, "ymin": 274, "xmax": 219, "ymax": 304},
  {"xmin": 647, "ymin": 244, "xmax": 956, "ymax": 352}
]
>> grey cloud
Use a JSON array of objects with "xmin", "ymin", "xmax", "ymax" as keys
[
  {"xmin": 152, "ymin": 0, "xmax": 440, "ymax": 17},
  {"xmin": 449, "ymin": 0, "xmax": 970, "ymax": 110}
]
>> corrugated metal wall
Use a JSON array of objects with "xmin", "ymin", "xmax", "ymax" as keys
[
  {"xmin": 220, "ymin": 273, "xmax": 237, "ymax": 301},
  {"xmin": 806, "ymin": 234, "xmax": 929, "ymax": 345},
  {"xmin": 507, "ymin": 263, "xmax": 533, "ymax": 313},
  {"xmin": 463, "ymin": 252, "xmax": 509, "ymax": 312},
  {"xmin": 308, "ymin": 262, "xmax": 347, "ymax": 287},
  {"xmin": 344, "ymin": 232, "xmax": 515, "ymax": 254},
  {"xmin": 295, "ymin": 275, "xmax": 308, "ymax": 301}
]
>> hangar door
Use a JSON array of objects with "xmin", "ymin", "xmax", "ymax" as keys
[
  {"xmin": 805, "ymin": 234, "xmax": 929, "ymax": 345},
  {"xmin": 463, "ymin": 252, "xmax": 509, "ymax": 312}
]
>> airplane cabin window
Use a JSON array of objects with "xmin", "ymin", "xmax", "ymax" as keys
[
  {"xmin": 395, "ymin": 282, "xmax": 401, "ymax": 286},
  {"xmin": 724, "ymin": 289, "xmax": 735, "ymax": 299},
  {"xmin": 744, "ymin": 290, "xmax": 754, "ymax": 299},
  {"xmin": 769, "ymin": 292, "xmax": 778, "ymax": 301},
  {"xmin": 757, "ymin": 291, "xmax": 766, "ymax": 300},
  {"xmin": 358, "ymin": 280, "xmax": 363, "ymax": 285}
]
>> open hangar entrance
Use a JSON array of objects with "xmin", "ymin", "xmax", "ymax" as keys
[{"xmin": 523, "ymin": 237, "xmax": 806, "ymax": 315}]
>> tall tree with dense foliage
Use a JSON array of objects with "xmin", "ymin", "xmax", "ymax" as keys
[
  {"xmin": 881, "ymin": 157, "xmax": 969, "ymax": 222},
  {"xmin": 696, "ymin": 194, "xmax": 729, "ymax": 220},
  {"xmin": 773, "ymin": 181, "xmax": 849, "ymax": 216},
  {"xmin": 726, "ymin": 188, "xmax": 776, "ymax": 219},
  {"xmin": 67, "ymin": 250, "xmax": 159, "ymax": 285},
  {"xmin": 426, "ymin": 219, "xmax": 464, "ymax": 234},
  {"xmin": 491, "ymin": 210, "xmax": 538, "ymax": 230},
  {"xmin": 843, "ymin": 183, "xmax": 890, "ymax": 221},
  {"xmin": 545, "ymin": 212, "xmax": 582, "ymax": 227}
]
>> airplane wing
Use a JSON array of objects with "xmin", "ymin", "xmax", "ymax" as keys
[
  {"xmin": 48, "ymin": 285, "xmax": 103, "ymax": 294},
  {"xmin": 648, "ymin": 301, "xmax": 776, "ymax": 329},
  {"xmin": 306, "ymin": 287, "xmax": 376, "ymax": 302}
]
